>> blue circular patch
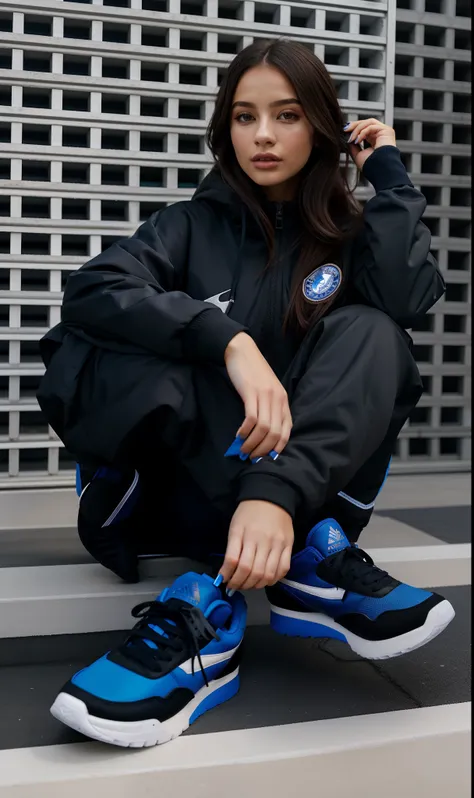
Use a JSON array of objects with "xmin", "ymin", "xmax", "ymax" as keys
[{"xmin": 302, "ymin": 264, "xmax": 342, "ymax": 304}]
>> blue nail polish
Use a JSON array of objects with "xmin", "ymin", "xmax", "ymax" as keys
[
  {"xmin": 213, "ymin": 574, "xmax": 224, "ymax": 588},
  {"xmin": 343, "ymin": 123, "xmax": 351, "ymax": 130},
  {"xmin": 269, "ymin": 450, "xmax": 279, "ymax": 460},
  {"xmin": 354, "ymin": 136, "xmax": 359, "ymax": 144},
  {"xmin": 239, "ymin": 452, "xmax": 249, "ymax": 461},
  {"xmin": 226, "ymin": 588, "xmax": 235, "ymax": 597}
]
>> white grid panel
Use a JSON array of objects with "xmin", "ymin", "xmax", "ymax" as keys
[
  {"xmin": 393, "ymin": 0, "xmax": 471, "ymax": 470},
  {"xmin": 0, "ymin": 0, "xmax": 468, "ymax": 487}
]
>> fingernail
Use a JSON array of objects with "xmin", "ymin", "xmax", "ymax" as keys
[
  {"xmin": 213, "ymin": 574, "xmax": 223, "ymax": 588},
  {"xmin": 354, "ymin": 136, "xmax": 359, "ymax": 144},
  {"xmin": 251, "ymin": 456, "xmax": 263, "ymax": 464},
  {"xmin": 239, "ymin": 452, "xmax": 249, "ymax": 461},
  {"xmin": 348, "ymin": 134, "xmax": 354, "ymax": 143},
  {"xmin": 343, "ymin": 123, "xmax": 351, "ymax": 130},
  {"xmin": 269, "ymin": 450, "xmax": 279, "ymax": 460},
  {"xmin": 226, "ymin": 588, "xmax": 235, "ymax": 597}
]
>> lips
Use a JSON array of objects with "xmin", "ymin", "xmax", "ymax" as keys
[{"xmin": 251, "ymin": 154, "xmax": 281, "ymax": 162}]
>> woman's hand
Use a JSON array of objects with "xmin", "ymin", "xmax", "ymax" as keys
[
  {"xmin": 345, "ymin": 118, "xmax": 397, "ymax": 171},
  {"xmin": 220, "ymin": 500, "xmax": 294, "ymax": 590},
  {"xmin": 224, "ymin": 332, "xmax": 293, "ymax": 459}
]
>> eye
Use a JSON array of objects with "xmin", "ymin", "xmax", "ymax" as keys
[
  {"xmin": 279, "ymin": 111, "xmax": 299, "ymax": 121},
  {"xmin": 235, "ymin": 113, "xmax": 253, "ymax": 123}
]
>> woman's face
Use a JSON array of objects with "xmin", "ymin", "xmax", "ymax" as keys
[{"xmin": 230, "ymin": 64, "xmax": 315, "ymax": 202}]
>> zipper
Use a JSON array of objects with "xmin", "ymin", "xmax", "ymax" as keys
[{"xmin": 275, "ymin": 203, "xmax": 283, "ymax": 230}]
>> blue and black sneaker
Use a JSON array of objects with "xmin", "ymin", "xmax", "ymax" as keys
[
  {"xmin": 267, "ymin": 518, "xmax": 455, "ymax": 660},
  {"xmin": 50, "ymin": 572, "xmax": 247, "ymax": 747}
]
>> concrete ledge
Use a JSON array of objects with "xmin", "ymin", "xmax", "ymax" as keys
[
  {"xmin": 0, "ymin": 545, "xmax": 470, "ymax": 638},
  {"xmin": 0, "ymin": 703, "xmax": 470, "ymax": 798}
]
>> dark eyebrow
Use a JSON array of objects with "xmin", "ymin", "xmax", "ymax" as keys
[{"xmin": 232, "ymin": 98, "xmax": 301, "ymax": 110}]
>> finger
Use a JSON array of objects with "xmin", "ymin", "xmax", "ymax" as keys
[
  {"xmin": 272, "ymin": 412, "xmax": 293, "ymax": 455},
  {"xmin": 254, "ymin": 545, "xmax": 282, "ymax": 589},
  {"xmin": 249, "ymin": 392, "xmax": 285, "ymax": 458},
  {"xmin": 240, "ymin": 393, "xmax": 271, "ymax": 454},
  {"xmin": 228, "ymin": 542, "xmax": 257, "ymax": 590},
  {"xmin": 240, "ymin": 542, "xmax": 270, "ymax": 590},
  {"xmin": 270, "ymin": 545, "xmax": 293, "ymax": 586},
  {"xmin": 220, "ymin": 527, "xmax": 243, "ymax": 584},
  {"xmin": 354, "ymin": 123, "xmax": 384, "ymax": 145},
  {"xmin": 237, "ymin": 394, "xmax": 258, "ymax": 441},
  {"xmin": 348, "ymin": 118, "xmax": 383, "ymax": 142}
]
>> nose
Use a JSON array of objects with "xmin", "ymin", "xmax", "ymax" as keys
[{"xmin": 254, "ymin": 115, "xmax": 276, "ymax": 146}]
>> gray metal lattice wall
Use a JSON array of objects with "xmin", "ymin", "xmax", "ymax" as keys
[{"xmin": 0, "ymin": 0, "xmax": 470, "ymax": 488}]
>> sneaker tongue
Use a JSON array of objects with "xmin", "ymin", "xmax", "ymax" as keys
[
  {"xmin": 306, "ymin": 518, "xmax": 349, "ymax": 557},
  {"xmin": 160, "ymin": 572, "xmax": 232, "ymax": 628}
]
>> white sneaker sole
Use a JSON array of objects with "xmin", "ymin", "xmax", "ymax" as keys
[
  {"xmin": 270, "ymin": 599, "xmax": 456, "ymax": 660},
  {"xmin": 50, "ymin": 667, "xmax": 239, "ymax": 748}
]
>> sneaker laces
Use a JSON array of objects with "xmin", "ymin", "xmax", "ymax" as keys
[
  {"xmin": 324, "ymin": 545, "xmax": 393, "ymax": 592},
  {"xmin": 116, "ymin": 600, "xmax": 220, "ymax": 685}
]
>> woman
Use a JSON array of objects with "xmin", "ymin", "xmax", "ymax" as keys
[{"xmin": 40, "ymin": 39, "xmax": 454, "ymax": 747}]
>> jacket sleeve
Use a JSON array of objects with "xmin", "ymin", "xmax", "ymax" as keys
[
  {"xmin": 350, "ymin": 146, "xmax": 445, "ymax": 328},
  {"xmin": 61, "ymin": 205, "xmax": 246, "ymax": 364}
]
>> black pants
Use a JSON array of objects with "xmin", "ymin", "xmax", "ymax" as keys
[{"xmin": 78, "ymin": 304, "xmax": 422, "ymax": 563}]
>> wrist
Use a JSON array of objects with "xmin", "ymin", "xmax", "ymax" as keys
[{"xmin": 224, "ymin": 331, "xmax": 254, "ymax": 361}]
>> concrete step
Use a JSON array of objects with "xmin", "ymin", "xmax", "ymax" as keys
[{"xmin": 0, "ymin": 544, "xmax": 470, "ymax": 638}]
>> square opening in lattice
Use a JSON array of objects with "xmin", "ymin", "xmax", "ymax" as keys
[
  {"xmin": 22, "ymin": 198, "xmax": 51, "ymax": 218},
  {"xmin": 103, "ymin": 22, "xmax": 130, "ymax": 44},
  {"xmin": 453, "ymin": 94, "xmax": 471, "ymax": 113},
  {"xmin": 141, "ymin": 97, "xmax": 165, "ymax": 117},
  {"xmin": 454, "ymin": 63, "xmax": 470, "ymax": 82},
  {"xmin": 180, "ymin": 32, "xmax": 206, "ymax": 51},
  {"xmin": 451, "ymin": 188, "xmax": 471, "ymax": 206},
  {"xmin": 140, "ymin": 132, "xmax": 165, "ymax": 151},
  {"xmin": 394, "ymin": 121, "xmax": 413, "ymax": 140},
  {"xmin": 443, "ymin": 344, "xmax": 465, "ymax": 363},
  {"xmin": 62, "ymin": 163, "xmax": 90, "ymax": 183},
  {"xmin": 0, "ymin": 234, "xmax": 10, "ymax": 254},
  {"xmin": 21, "ymin": 270, "xmax": 49, "ymax": 291},
  {"xmin": 396, "ymin": 22, "xmax": 415, "ymax": 43},
  {"xmin": 62, "ymin": 127, "xmax": 90, "ymax": 147},
  {"xmin": 102, "ymin": 165, "xmax": 129, "ymax": 184},
  {"xmin": 0, "ymin": 50, "xmax": 12, "ymax": 70},
  {"xmin": 359, "ymin": 50, "xmax": 383, "ymax": 70},
  {"xmin": 456, "ymin": 0, "xmax": 470, "ymax": 15},
  {"xmin": 19, "ymin": 449, "xmax": 49, "ymax": 472},
  {"xmin": 103, "ymin": 59, "xmax": 130, "ymax": 80},
  {"xmin": 449, "ymin": 219, "xmax": 471, "ymax": 239},
  {"xmin": 409, "ymin": 407, "xmax": 431, "ymax": 425},
  {"xmin": 22, "ymin": 125, "xmax": 51, "ymax": 146},
  {"xmin": 0, "ymin": 13, "xmax": 12, "ymax": 32},
  {"xmin": 62, "ymin": 198, "xmax": 90, "ymax": 219},
  {"xmin": 20, "ymin": 306, "xmax": 49, "ymax": 327},
  {"xmin": 422, "ymin": 91, "xmax": 444, "ymax": 111},
  {"xmin": 101, "ymin": 200, "xmax": 129, "ymax": 221},
  {"xmin": 62, "ymin": 235, "xmax": 89, "ymax": 256},
  {"xmin": 104, "ymin": 0, "xmax": 131, "ymax": 6},
  {"xmin": 421, "ymin": 154, "xmax": 443, "ymax": 173},
  {"xmin": 20, "ymin": 375, "xmax": 41, "ymax": 398},
  {"xmin": 179, "ymin": 66, "xmax": 204, "ymax": 85},
  {"xmin": 325, "ymin": 11, "xmax": 350, "ymax": 33},
  {"xmin": 64, "ymin": 18, "xmax": 91, "ymax": 40},
  {"xmin": 411, "ymin": 313, "xmax": 435, "ymax": 332},
  {"xmin": 423, "ymin": 217, "xmax": 440, "ymax": 236},
  {"xmin": 420, "ymin": 186, "xmax": 442, "ymax": 205},
  {"xmin": 0, "ymin": 86, "xmax": 11, "ymax": 106},
  {"xmin": 451, "ymin": 156, "xmax": 471, "ymax": 176},
  {"xmin": 452, "ymin": 125, "xmax": 470, "ymax": 145},
  {"xmin": 359, "ymin": 15, "xmax": 383, "ymax": 37},
  {"xmin": 442, "ymin": 376, "xmax": 463, "ymax": 394},
  {"xmin": 142, "ymin": 0, "xmax": 168, "ymax": 11},
  {"xmin": 102, "ymin": 94, "xmax": 129, "ymax": 115},
  {"xmin": 21, "ymin": 233, "xmax": 50, "ymax": 255},
  {"xmin": 394, "ymin": 88, "xmax": 413, "ymax": 108},
  {"xmin": 178, "ymin": 168, "xmax": 201, "ymax": 188},
  {"xmin": 424, "ymin": 26, "xmax": 445, "ymax": 47},
  {"xmin": 179, "ymin": 134, "xmax": 203, "ymax": 153},
  {"xmin": 63, "ymin": 56, "xmax": 91, "ymax": 76},
  {"xmin": 218, "ymin": 0, "xmax": 242, "ymax": 20},
  {"xmin": 140, "ymin": 167, "xmax": 164, "ymax": 187},
  {"xmin": 254, "ymin": 3, "xmax": 279, "ymax": 25},
  {"xmin": 63, "ymin": 91, "xmax": 90, "ymax": 113},
  {"xmin": 0, "ymin": 197, "xmax": 9, "ymax": 215},
  {"xmin": 444, "ymin": 314, "xmax": 465, "ymax": 333},
  {"xmin": 409, "ymin": 438, "xmax": 430, "ymax": 456},
  {"xmin": 0, "ymin": 342, "xmax": 9, "ymax": 362},
  {"xmin": 101, "ymin": 235, "xmax": 123, "ymax": 251},
  {"xmin": 423, "ymin": 59, "xmax": 444, "ymax": 80},
  {"xmin": 0, "ymin": 159, "xmax": 10, "ymax": 180},
  {"xmin": 23, "ymin": 52, "xmax": 51, "ymax": 73},
  {"xmin": 0, "ymin": 307, "xmax": 8, "ymax": 326},
  {"xmin": 20, "ymin": 341, "xmax": 42, "ymax": 362},
  {"xmin": 141, "ymin": 62, "xmax": 167, "ymax": 82},
  {"xmin": 448, "ymin": 251, "xmax": 470, "ymax": 271},
  {"xmin": 101, "ymin": 130, "xmax": 129, "ymax": 149},
  {"xmin": 179, "ymin": 100, "xmax": 204, "ymax": 119},
  {"xmin": 332, "ymin": 80, "xmax": 349, "ymax": 100},
  {"xmin": 395, "ymin": 55, "xmax": 415, "ymax": 76},
  {"xmin": 358, "ymin": 83, "xmax": 383, "ymax": 103},
  {"xmin": 23, "ymin": 88, "xmax": 51, "ymax": 109},
  {"xmin": 413, "ymin": 344, "xmax": 433, "ymax": 362},
  {"xmin": 455, "ymin": 30, "xmax": 470, "ymax": 50},
  {"xmin": 141, "ymin": 27, "xmax": 167, "ymax": 47},
  {"xmin": 422, "ymin": 122, "xmax": 444, "ymax": 142},
  {"xmin": 325, "ymin": 46, "xmax": 350, "ymax": 66},
  {"xmin": 0, "ymin": 269, "xmax": 9, "ymax": 289},
  {"xmin": 218, "ymin": 34, "xmax": 241, "ymax": 54},
  {"xmin": 396, "ymin": 0, "xmax": 413, "ymax": 7},
  {"xmin": 424, "ymin": 0, "xmax": 444, "ymax": 12},
  {"xmin": 139, "ymin": 201, "xmax": 166, "ymax": 220},
  {"xmin": 181, "ymin": 0, "xmax": 206, "ymax": 14},
  {"xmin": 19, "ymin": 411, "xmax": 49, "ymax": 436},
  {"xmin": 291, "ymin": 8, "xmax": 314, "ymax": 28},
  {"xmin": 24, "ymin": 15, "xmax": 53, "ymax": 36},
  {"xmin": 439, "ymin": 438, "xmax": 461, "ymax": 456},
  {"xmin": 0, "ymin": 123, "xmax": 10, "ymax": 142}
]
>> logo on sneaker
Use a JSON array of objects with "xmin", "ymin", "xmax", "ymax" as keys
[
  {"xmin": 328, "ymin": 526, "xmax": 345, "ymax": 553},
  {"xmin": 170, "ymin": 581, "xmax": 201, "ymax": 606}
]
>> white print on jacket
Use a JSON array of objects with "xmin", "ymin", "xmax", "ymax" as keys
[{"xmin": 205, "ymin": 290, "xmax": 232, "ymax": 314}]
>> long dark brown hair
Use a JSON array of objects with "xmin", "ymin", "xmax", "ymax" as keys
[{"xmin": 206, "ymin": 38, "xmax": 363, "ymax": 330}]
